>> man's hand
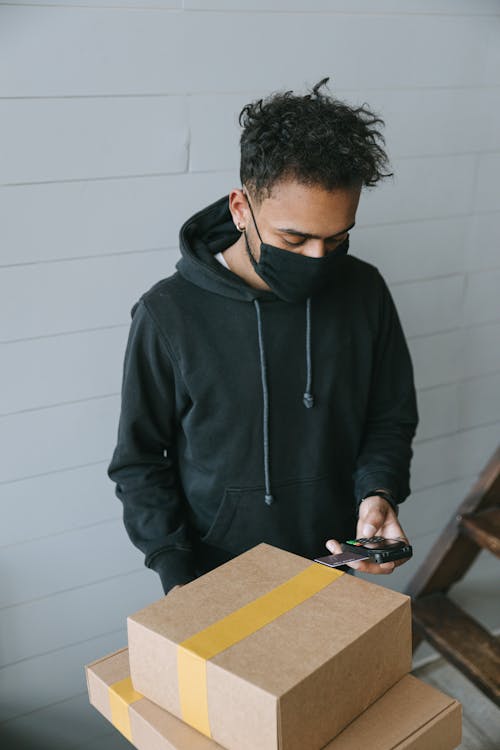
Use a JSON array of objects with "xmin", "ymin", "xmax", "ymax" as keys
[{"xmin": 325, "ymin": 496, "xmax": 410, "ymax": 575}]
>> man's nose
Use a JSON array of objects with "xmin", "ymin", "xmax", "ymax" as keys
[{"xmin": 302, "ymin": 240, "xmax": 327, "ymax": 258}]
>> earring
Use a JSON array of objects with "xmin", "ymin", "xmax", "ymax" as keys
[{"xmin": 236, "ymin": 222, "xmax": 246, "ymax": 232}]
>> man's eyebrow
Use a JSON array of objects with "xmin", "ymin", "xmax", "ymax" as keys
[{"xmin": 276, "ymin": 221, "xmax": 356, "ymax": 239}]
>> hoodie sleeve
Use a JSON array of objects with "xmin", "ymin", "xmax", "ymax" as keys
[
  {"xmin": 107, "ymin": 298, "xmax": 196, "ymax": 594},
  {"xmin": 352, "ymin": 270, "xmax": 419, "ymax": 513}
]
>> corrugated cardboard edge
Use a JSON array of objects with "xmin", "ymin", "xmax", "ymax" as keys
[
  {"xmin": 86, "ymin": 645, "xmax": 129, "ymax": 672},
  {"xmin": 393, "ymin": 700, "xmax": 462, "ymax": 750},
  {"xmin": 132, "ymin": 700, "xmax": 223, "ymax": 750},
  {"xmin": 85, "ymin": 646, "xmax": 130, "ymax": 723}
]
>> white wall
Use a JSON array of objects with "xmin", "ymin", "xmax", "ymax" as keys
[{"xmin": 1, "ymin": 2, "xmax": 499, "ymax": 748}]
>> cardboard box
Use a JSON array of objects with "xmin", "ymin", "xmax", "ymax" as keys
[
  {"xmin": 86, "ymin": 647, "xmax": 462, "ymax": 750},
  {"xmin": 127, "ymin": 543, "xmax": 413, "ymax": 750}
]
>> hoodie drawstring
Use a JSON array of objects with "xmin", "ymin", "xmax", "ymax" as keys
[
  {"xmin": 254, "ymin": 299, "xmax": 274, "ymax": 506},
  {"xmin": 254, "ymin": 297, "xmax": 314, "ymax": 506},
  {"xmin": 303, "ymin": 296, "xmax": 314, "ymax": 408}
]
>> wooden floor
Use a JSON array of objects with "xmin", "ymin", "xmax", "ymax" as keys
[{"xmin": 413, "ymin": 657, "xmax": 500, "ymax": 750}]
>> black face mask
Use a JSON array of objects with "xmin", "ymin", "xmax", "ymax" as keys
[{"xmin": 242, "ymin": 194, "xmax": 350, "ymax": 303}]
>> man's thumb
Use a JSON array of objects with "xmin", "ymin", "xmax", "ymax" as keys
[
  {"xmin": 361, "ymin": 522, "xmax": 377, "ymax": 537},
  {"xmin": 358, "ymin": 506, "xmax": 386, "ymax": 538}
]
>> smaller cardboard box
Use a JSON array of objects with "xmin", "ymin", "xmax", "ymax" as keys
[
  {"xmin": 86, "ymin": 647, "xmax": 462, "ymax": 750},
  {"xmin": 127, "ymin": 543, "xmax": 413, "ymax": 750}
]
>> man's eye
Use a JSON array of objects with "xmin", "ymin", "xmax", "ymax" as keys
[
  {"xmin": 327, "ymin": 235, "xmax": 348, "ymax": 249},
  {"xmin": 284, "ymin": 238, "xmax": 305, "ymax": 247}
]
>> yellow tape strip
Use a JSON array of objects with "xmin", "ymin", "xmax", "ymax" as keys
[
  {"xmin": 177, "ymin": 562, "xmax": 343, "ymax": 737},
  {"xmin": 177, "ymin": 648, "xmax": 211, "ymax": 736},
  {"xmin": 109, "ymin": 676, "xmax": 143, "ymax": 742}
]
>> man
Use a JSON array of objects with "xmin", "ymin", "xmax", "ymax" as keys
[{"xmin": 107, "ymin": 78, "xmax": 419, "ymax": 594}]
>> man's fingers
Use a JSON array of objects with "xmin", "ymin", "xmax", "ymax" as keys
[
  {"xmin": 351, "ymin": 560, "xmax": 396, "ymax": 575},
  {"xmin": 378, "ymin": 518, "xmax": 408, "ymax": 541}
]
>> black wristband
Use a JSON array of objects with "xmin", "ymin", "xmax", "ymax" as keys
[{"xmin": 359, "ymin": 488, "xmax": 399, "ymax": 516}]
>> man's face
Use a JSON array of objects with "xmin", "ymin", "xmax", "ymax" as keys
[{"xmin": 237, "ymin": 180, "xmax": 362, "ymax": 260}]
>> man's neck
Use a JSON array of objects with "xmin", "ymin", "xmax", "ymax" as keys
[{"xmin": 222, "ymin": 235, "xmax": 271, "ymax": 292}]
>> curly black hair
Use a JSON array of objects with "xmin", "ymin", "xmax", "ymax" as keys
[{"xmin": 239, "ymin": 77, "xmax": 393, "ymax": 203}]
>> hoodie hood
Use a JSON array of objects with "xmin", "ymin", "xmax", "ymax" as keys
[{"xmin": 176, "ymin": 194, "xmax": 279, "ymax": 302}]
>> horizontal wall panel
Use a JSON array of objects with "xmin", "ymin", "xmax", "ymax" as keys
[
  {"xmin": 1, "ymin": 227, "xmax": 470, "ymax": 344},
  {"xmin": 462, "ymin": 321, "xmax": 500, "ymax": 378},
  {"xmin": 1, "ymin": 327, "xmax": 128, "ymax": 415},
  {"xmin": 458, "ymin": 371, "xmax": 500, "ymax": 430},
  {"xmin": 414, "ymin": 383, "xmax": 459, "ymax": 442},
  {"xmin": 392, "ymin": 274, "xmax": 464, "ymax": 338},
  {"xmin": 182, "ymin": 13, "xmax": 499, "ymax": 93},
  {"xmin": 398, "ymin": 475, "xmax": 473, "ymax": 539},
  {"xmin": 2, "ymin": 328, "xmax": 497, "ymax": 486},
  {"xmin": 184, "ymin": 0, "xmax": 500, "ymax": 13},
  {"xmin": 0, "ymin": 629, "xmax": 126, "ymax": 723},
  {"xmin": 0, "ymin": 159, "xmax": 474, "ymax": 270},
  {"xmin": 359, "ymin": 153, "xmax": 476, "ymax": 227},
  {"xmin": 411, "ymin": 421, "xmax": 500, "ymax": 492},
  {"xmin": 355, "ymin": 216, "xmax": 467, "ymax": 284},
  {"xmin": 410, "ymin": 329, "xmax": 462, "ymax": 389},
  {"xmin": 0, "ymin": 170, "xmax": 237, "ymax": 266},
  {"xmin": 463, "ymin": 268, "xmax": 500, "ymax": 326},
  {"xmin": 2, "ymin": 328, "xmax": 496, "ymax": 485},
  {"xmin": 189, "ymin": 87, "xmax": 500, "ymax": 173},
  {"xmin": 412, "ymin": 435, "xmax": 459, "ymax": 492},
  {"xmin": 0, "ymin": 692, "xmax": 114, "ymax": 750},
  {"xmin": 464, "ymin": 211, "xmax": 500, "ymax": 271},
  {"xmin": 189, "ymin": 91, "xmax": 262, "ymax": 174},
  {"xmin": 411, "ymin": 322, "xmax": 500, "ymax": 389},
  {"xmin": 5, "ymin": 0, "xmax": 499, "ymax": 11},
  {"xmin": 0, "ymin": 396, "xmax": 120, "ymax": 484},
  {"xmin": 0, "ymin": 569, "xmax": 160, "ymax": 668},
  {"xmin": 0, "ymin": 6, "xmax": 186, "ymax": 97},
  {"xmin": 456, "ymin": 422, "xmax": 500, "ymax": 480},
  {"xmin": 474, "ymin": 152, "xmax": 500, "ymax": 213},
  {"xmin": 0, "ymin": 463, "xmax": 120, "ymax": 548},
  {"xmin": 1, "ymin": 96, "xmax": 188, "ymax": 184},
  {"xmin": 1, "ymin": 8, "xmax": 497, "ymax": 97},
  {"xmin": 0, "ymin": 250, "xmax": 177, "ymax": 341},
  {"xmin": 0, "ymin": 519, "xmax": 142, "ymax": 608},
  {"xmin": 2, "ymin": 1, "xmax": 183, "ymax": 6},
  {"xmin": 353, "ymin": 86, "xmax": 500, "ymax": 159}
]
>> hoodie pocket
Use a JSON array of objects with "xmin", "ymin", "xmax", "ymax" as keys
[{"xmin": 199, "ymin": 474, "xmax": 356, "ymax": 560}]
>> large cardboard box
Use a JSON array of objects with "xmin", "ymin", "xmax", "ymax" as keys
[
  {"xmin": 127, "ymin": 543, "xmax": 413, "ymax": 750},
  {"xmin": 86, "ymin": 647, "xmax": 462, "ymax": 750}
]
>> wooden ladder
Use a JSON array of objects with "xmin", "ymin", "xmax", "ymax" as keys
[{"xmin": 405, "ymin": 445, "xmax": 500, "ymax": 706}]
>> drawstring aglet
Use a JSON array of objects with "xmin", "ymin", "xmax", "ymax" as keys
[
  {"xmin": 303, "ymin": 393, "xmax": 314, "ymax": 408},
  {"xmin": 265, "ymin": 494, "xmax": 275, "ymax": 506}
]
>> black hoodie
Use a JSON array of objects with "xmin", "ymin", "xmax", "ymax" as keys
[{"xmin": 107, "ymin": 195, "xmax": 419, "ymax": 593}]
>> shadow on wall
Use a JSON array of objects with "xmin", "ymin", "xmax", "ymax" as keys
[
  {"xmin": 0, "ymin": 718, "xmax": 122, "ymax": 750},
  {"xmin": 0, "ymin": 727, "xmax": 61, "ymax": 750}
]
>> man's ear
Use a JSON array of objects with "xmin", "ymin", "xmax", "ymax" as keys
[{"xmin": 229, "ymin": 188, "xmax": 249, "ymax": 231}]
